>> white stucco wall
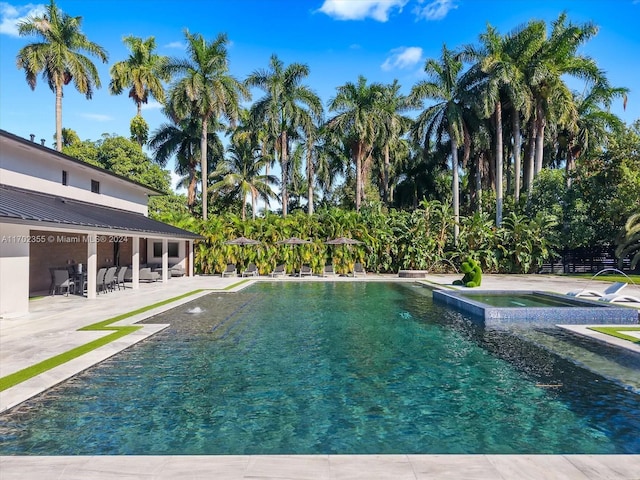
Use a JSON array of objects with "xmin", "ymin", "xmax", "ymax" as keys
[
  {"xmin": 0, "ymin": 223, "xmax": 30, "ymax": 318},
  {"xmin": 0, "ymin": 135, "xmax": 152, "ymax": 215}
]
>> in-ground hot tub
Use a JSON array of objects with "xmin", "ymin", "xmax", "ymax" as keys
[{"xmin": 432, "ymin": 289, "xmax": 639, "ymax": 326}]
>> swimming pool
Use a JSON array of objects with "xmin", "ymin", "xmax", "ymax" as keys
[{"xmin": 1, "ymin": 282, "xmax": 638, "ymax": 455}]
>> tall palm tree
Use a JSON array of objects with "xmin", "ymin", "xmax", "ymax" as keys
[
  {"xmin": 409, "ymin": 45, "xmax": 469, "ymax": 243},
  {"xmin": 109, "ymin": 35, "xmax": 169, "ymax": 117},
  {"xmin": 378, "ymin": 80, "xmax": 413, "ymax": 205},
  {"xmin": 211, "ymin": 137, "xmax": 277, "ymax": 220},
  {"xmin": 246, "ymin": 54, "xmax": 323, "ymax": 217},
  {"xmin": 165, "ymin": 30, "xmax": 249, "ymax": 220},
  {"xmin": 16, "ymin": 0, "xmax": 108, "ymax": 151},
  {"xmin": 463, "ymin": 24, "xmax": 532, "ymax": 225},
  {"xmin": 149, "ymin": 111, "xmax": 223, "ymax": 210},
  {"xmin": 327, "ymin": 75, "xmax": 386, "ymax": 212},
  {"xmin": 526, "ymin": 13, "xmax": 602, "ymax": 178}
]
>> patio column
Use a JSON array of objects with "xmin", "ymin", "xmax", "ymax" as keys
[
  {"xmin": 87, "ymin": 234, "xmax": 97, "ymax": 299},
  {"xmin": 162, "ymin": 238, "xmax": 169, "ymax": 284},
  {"xmin": 188, "ymin": 240, "xmax": 194, "ymax": 277},
  {"xmin": 132, "ymin": 236, "xmax": 140, "ymax": 290}
]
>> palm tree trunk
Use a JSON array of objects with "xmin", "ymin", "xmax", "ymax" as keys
[
  {"xmin": 281, "ymin": 131, "xmax": 288, "ymax": 217},
  {"xmin": 252, "ymin": 190, "xmax": 257, "ymax": 220},
  {"xmin": 534, "ymin": 101, "xmax": 545, "ymax": 175},
  {"xmin": 187, "ymin": 167, "xmax": 197, "ymax": 209},
  {"xmin": 495, "ymin": 101, "xmax": 503, "ymax": 227},
  {"xmin": 383, "ymin": 143, "xmax": 390, "ymax": 205},
  {"xmin": 200, "ymin": 118, "xmax": 208, "ymax": 221},
  {"xmin": 512, "ymin": 111, "xmax": 522, "ymax": 202},
  {"xmin": 451, "ymin": 136, "xmax": 460, "ymax": 244},
  {"xmin": 355, "ymin": 143, "xmax": 362, "ymax": 212},
  {"xmin": 55, "ymin": 81, "xmax": 63, "ymax": 152},
  {"xmin": 525, "ymin": 121, "xmax": 536, "ymax": 195},
  {"xmin": 307, "ymin": 144, "xmax": 314, "ymax": 215}
]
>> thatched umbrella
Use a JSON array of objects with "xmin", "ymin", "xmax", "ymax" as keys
[
  {"xmin": 224, "ymin": 236, "xmax": 261, "ymax": 270},
  {"xmin": 277, "ymin": 237, "xmax": 312, "ymax": 275},
  {"xmin": 325, "ymin": 237, "xmax": 363, "ymax": 275}
]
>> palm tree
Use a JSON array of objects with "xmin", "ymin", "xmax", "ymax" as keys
[
  {"xmin": 246, "ymin": 54, "xmax": 323, "ymax": 217},
  {"xmin": 149, "ymin": 111, "xmax": 223, "ymax": 210},
  {"xmin": 525, "ymin": 14, "xmax": 602, "ymax": 178},
  {"xmin": 211, "ymin": 137, "xmax": 277, "ymax": 220},
  {"xmin": 109, "ymin": 35, "xmax": 169, "ymax": 117},
  {"xmin": 165, "ymin": 30, "xmax": 249, "ymax": 220},
  {"xmin": 378, "ymin": 80, "xmax": 412, "ymax": 205},
  {"xmin": 16, "ymin": 0, "xmax": 108, "ymax": 151},
  {"xmin": 463, "ymin": 24, "xmax": 533, "ymax": 225},
  {"xmin": 409, "ymin": 45, "xmax": 469, "ymax": 243},
  {"xmin": 327, "ymin": 75, "xmax": 386, "ymax": 212}
]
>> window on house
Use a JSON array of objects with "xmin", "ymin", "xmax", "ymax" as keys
[
  {"xmin": 62, "ymin": 170, "xmax": 68, "ymax": 185},
  {"xmin": 153, "ymin": 241, "xmax": 179, "ymax": 257},
  {"xmin": 91, "ymin": 180, "xmax": 100, "ymax": 193}
]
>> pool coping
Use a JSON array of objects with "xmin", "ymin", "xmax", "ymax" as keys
[{"xmin": 432, "ymin": 289, "xmax": 640, "ymax": 326}]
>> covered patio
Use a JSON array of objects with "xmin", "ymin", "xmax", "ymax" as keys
[{"xmin": 0, "ymin": 184, "xmax": 201, "ymax": 317}]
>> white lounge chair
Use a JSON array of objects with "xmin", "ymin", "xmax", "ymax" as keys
[
  {"xmin": 221, "ymin": 264, "xmax": 236, "ymax": 277},
  {"xmin": 323, "ymin": 264, "xmax": 335, "ymax": 277},
  {"xmin": 598, "ymin": 292, "xmax": 640, "ymax": 304},
  {"xmin": 352, "ymin": 262, "xmax": 366, "ymax": 277},
  {"xmin": 269, "ymin": 264, "xmax": 285, "ymax": 277},
  {"xmin": 241, "ymin": 263, "xmax": 258, "ymax": 277},
  {"xmin": 299, "ymin": 265, "xmax": 312, "ymax": 277},
  {"xmin": 567, "ymin": 281, "xmax": 627, "ymax": 298}
]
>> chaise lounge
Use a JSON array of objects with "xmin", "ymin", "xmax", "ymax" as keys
[{"xmin": 567, "ymin": 281, "xmax": 627, "ymax": 298}]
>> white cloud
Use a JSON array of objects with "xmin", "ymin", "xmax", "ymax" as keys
[
  {"xmin": 80, "ymin": 113, "xmax": 112, "ymax": 122},
  {"xmin": 141, "ymin": 100, "xmax": 163, "ymax": 111},
  {"xmin": 381, "ymin": 46, "xmax": 423, "ymax": 71},
  {"xmin": 0, "ymin": 2, "xmax": 45, "ymax": 37},
  {"xmin": 164, "ymin": 41, "xmax": 185, "ymax": 49},
  {"xmin": 413, "ymin": 0, "xmax": 457, "ymax": 21},
  {"xmin": 318, "ymin": 0, "xmax": 408, "ymax": 22}
]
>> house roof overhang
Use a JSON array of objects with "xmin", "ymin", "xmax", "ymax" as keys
[{"xmin": 0, "ymin": 184, "xmax": 202, "ymax": 240}]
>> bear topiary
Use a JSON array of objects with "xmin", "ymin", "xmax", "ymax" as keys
[{"xmin": 453, "ymin": 258, "xmax": 482, "ymax": 287}]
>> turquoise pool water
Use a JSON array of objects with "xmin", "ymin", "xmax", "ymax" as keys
[{"xmin": 1, "ymin": 282, "xmax": 639, "ymax": 455}]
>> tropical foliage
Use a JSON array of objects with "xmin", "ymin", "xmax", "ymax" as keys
[{"xmin": 15, "ymin": 3, "xmax": 638, "ymax": 272}]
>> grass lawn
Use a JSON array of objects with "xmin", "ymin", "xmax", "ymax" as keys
[{"xmin": 588, "ymin": 326, "xmax": 640, "ymax": 344}]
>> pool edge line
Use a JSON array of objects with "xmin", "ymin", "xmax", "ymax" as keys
[{"xmin": 0, "ymin": 289, "xmax": 205, "ymax": 392}]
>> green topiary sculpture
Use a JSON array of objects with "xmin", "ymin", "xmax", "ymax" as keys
[{"xmin": 453, "ymin": 258, "xmax": 482, "ymax": 287}]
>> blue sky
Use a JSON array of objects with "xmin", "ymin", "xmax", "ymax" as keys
[{"xmin": 1, "ymin": 0, "xmax": 638, "ymax": 179}]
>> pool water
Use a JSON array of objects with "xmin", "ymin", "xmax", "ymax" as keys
[{"xmin": 1, "ymin": 282, "xmax": 639, "ymax": 455}]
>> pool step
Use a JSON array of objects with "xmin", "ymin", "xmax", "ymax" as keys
[{"xmin": 516, "ymin": 329, "xmax": 640, "ymax": 392}]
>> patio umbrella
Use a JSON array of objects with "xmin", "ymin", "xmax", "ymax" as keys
[
  {"xmin": 325, "ymin": 237, "xmax": 363, "ymax": 275},
  {"xmin": 224, "ymin": 236, "xmax": 261, "ymax": 270},
  {"xmin": 324, "ymin": 236, "xmax": 363, "ymax": 245},
  {"xmin": 277, "ymin": 237, "xmax": 312, "ymax": 275}
]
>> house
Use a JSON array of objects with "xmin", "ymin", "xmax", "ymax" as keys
[{"xmin": 0, "ymin": 129, "xmax": 201, "ymax": 318}]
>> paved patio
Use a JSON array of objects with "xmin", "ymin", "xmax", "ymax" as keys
[{"xmin": 1, "ymin": 273, "xmax": 639, "ymax": 479}]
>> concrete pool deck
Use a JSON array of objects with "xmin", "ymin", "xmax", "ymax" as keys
[{"xmin": 1, "ymin": 273, "xmax": 639, "ymax": 479}]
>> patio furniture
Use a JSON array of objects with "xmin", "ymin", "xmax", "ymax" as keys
[
  {"xmin": 599, "ymin": 292, "xmax": 640, "ymax": 304},
  {"xmin": 96, "ymin": 267, "xmax": 108, "ymax": 294},
  {"xmin": 567, "ymin": 281, "xmax": 627, "ymax": 298},
  {"xmin": 323, "ymin": 264, "xmax": 335, "ymax": 277},
  {"xmin": 139, "ymin": 268, "xmax": 160, "ymax": 282},
  {"xmin": 51, "ymin": 269, "xmax": 75, "ymax": 296},
  {"xmin": 103, "ymin": 266, "xmax": 118, "ymax": 292},
  {"xmin": 170, "ymin": 264, "xmax": 185, "ymax": 277},
  {"xmin": 222, "ymin": 264, "xmax": 237, "ymax": 277},
  {"xmin": 269, "ymin": 264, "xmax": 286, "ymax": 277},
  {"xmin": 352, "ymin": 262, "xmax": 366, "ymax": 277},
  {"xmin": 299, "ymin": 265, "xmax": 313, "ymax": 277},
  {"xmin": 115, "ymin": 266, "xmax": 128, "ymax": 290},
  {"xmin": 241, "ymin": 263, "xmax": 258, "ymax": 277}
]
